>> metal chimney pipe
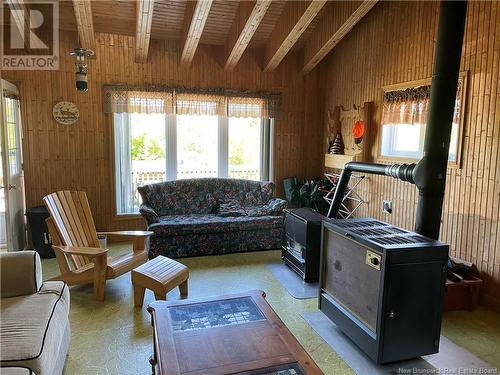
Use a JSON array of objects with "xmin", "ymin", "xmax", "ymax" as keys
[
  {"xmin": 412, "ymin": 1, "xmax": 467, "ymax": 239},
  {"xmin": 327, "ymin": 1, "xmax": 467, "ymax": 241}
]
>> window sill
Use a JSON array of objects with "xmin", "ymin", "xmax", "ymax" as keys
[
  {"xmin": 377, "ymin": 154, "xmax": 461, "ymax": 169},
  {"xmin": 112, "ymin": 213, "xmax": 142, "ymax": 221}
]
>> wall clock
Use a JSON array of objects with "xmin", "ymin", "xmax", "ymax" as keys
[{"xmin": 53, "ymin": 101, "xmax": 79, "ymax": 125}]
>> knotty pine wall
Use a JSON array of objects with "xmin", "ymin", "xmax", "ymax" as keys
[
  {"xmin": 319, "ymin": 1, "xmax": 500, "ymax": 308},
  {"xmin": 3, "ymin": 31, "xmax": 323, "ymax": 232}
]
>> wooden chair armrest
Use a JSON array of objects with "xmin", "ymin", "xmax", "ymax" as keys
[
  {"xmin": 53, "ymin": 246, "xmax": 108, "ymax": 257},
  {"xmin": 98, "ymin": 231, "xmax": 153, "ymax": 238}
]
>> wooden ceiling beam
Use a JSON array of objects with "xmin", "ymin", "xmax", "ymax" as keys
[
  {"xmin": 302, "ymin": 1, "xmax": 378, "ymax": 74},
  {"xmin": 180, "ymin": 0, "xmax": 213, "ymax": 65},
  {"xmin": 263, "ymin": 0, "xmax": 327, "ymax": 72},
  {"xmin": 72, "ymin": 0, "xmax": 96, "ymax": 51},
  {"xmin": 224, "ymin": 0, "xmax": 271, "ymax": 71},
  {"xmin": 135, "ymin": 0, "xmax": 155, "ymax": 63}
]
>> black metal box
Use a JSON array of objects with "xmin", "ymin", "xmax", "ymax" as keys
[
  {"xmin": 319, "ymin": 218, "xmax": 449, "ymax": 364},
  {"xmin": 282, "ymin": 208, "xmax": 325, "ymax": 282}
]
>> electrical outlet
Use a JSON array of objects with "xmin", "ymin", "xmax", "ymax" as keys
[{"xmin": 383, "ymin": 200, "xmax": 393, "ymax": 214}]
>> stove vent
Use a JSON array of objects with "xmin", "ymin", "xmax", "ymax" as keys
[{"xmin": 333, "ymin": 219, "xmax": 434, "ymax": 247}]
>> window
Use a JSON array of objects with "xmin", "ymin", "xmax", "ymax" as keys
[
  {"xmin": 228, "ymin": 117, "xmax": 262, "ymax": 180},
  {"xmin": 4, "ymin": 97, "xmax": 22, "ymax": 176},
  {"xmin": 380, "ymin": 74, "xmax": 466, "ymax": 165},
  {"xmin": 114, "ymin": 111, "xmax": 273, "ymax": 214},
  {"xmin": 177, "ymin": 115, "xmax": 218, "ymax": 179}
]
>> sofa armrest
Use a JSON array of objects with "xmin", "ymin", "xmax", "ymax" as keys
[
  {"xmin": 139, "ymin": 203, "xmax": 160, "ymax": 225},
  {"xmin": 265, "ymin": 198, "xmax": 288, "ymax": 216},
  {"xmin": 0, "ymin": 251, "xmax": 42, "ymax": 298}
]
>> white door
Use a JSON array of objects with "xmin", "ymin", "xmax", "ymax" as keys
[{"xmin": 1, "ymin": 79, "xmax": 26, "ymax": 251}]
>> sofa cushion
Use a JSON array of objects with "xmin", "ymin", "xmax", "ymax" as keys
[
  {"xmin": 149, "ymin": 214, "xmax": 282, "ymax": 236},
  {"xmin": 242, "ymin": 190, "xmax": 265, "ymax": 207},
  {"xmin": 0, "ymin": 281, "xmax": 70, "ymax": 375},
  {"xmin": 139, "ymin": 180, "xmax": 217, "ymax": 216},
  {"xmin": 217, "ymin": 200, "xmax": 247, "ymax": 217},
  {"xmin": 0, "ymin": 251, "xmax": 42, "ymax": 298}
]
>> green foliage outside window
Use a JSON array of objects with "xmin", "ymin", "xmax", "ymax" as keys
[{"xmin": 131, "ymin": 133, "xmax": 165, "ymax": 161}]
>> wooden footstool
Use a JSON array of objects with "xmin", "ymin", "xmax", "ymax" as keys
[{"xmin": 131, "ymin": 256, "xmax": 189, "ymax": 308}]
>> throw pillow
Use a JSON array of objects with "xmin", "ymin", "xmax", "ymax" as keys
[
  {"xmin": 245, "ymin": 206, "xmax": 273, "ymax": 217},
  {"xmin": 243, "ymin": 191, "xmax": 264, "ymax": 207},
  {"xmin": 201, "ymin": 193, "xmax": 218, "ymax": 214},
  {"xmin": 217, "ymin": 200, "xmax": 247, "ymax": 217}
]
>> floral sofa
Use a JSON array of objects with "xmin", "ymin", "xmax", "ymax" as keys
[{"xmin": 138, "ymin": 178, "xmax": 287, "ymax": 258}]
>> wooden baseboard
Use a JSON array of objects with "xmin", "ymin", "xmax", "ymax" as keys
[{"xmin": 479, "ymin": 293, "xmax": 500, "ymax": 313}]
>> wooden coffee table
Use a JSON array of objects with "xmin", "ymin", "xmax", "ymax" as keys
[{"xmin": 147, "ymin": 290, "xmax": 323, "ymax": 375}]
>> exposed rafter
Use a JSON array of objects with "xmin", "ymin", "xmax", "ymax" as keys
[
  {"xmin": 224, "ymin": 0, "xmax": 271, "ymax": 71},
  {"xmin": 72, "ymin": 0, "xmax": 96, "ymax": 51},
  {"xmin": 180, "ymin": 0, "xmax": 213, "ymax": 65},
  {"xmin": 135, "ymin": 0, "xmax": 155, "ymax": 63},
  {"xmin": 302, "ymin": 1, "xmax": 378, "ymax": 74},
  {"xmin": 263, "ymin": 0, "xmax": 327, "ymax": 72}
]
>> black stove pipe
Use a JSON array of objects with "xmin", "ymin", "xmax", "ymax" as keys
[
  {"xmin": 412, "ymin": 1, "xmax": 467, "ymax": 239},
  {"xmin": 326, "ymin": 162, "xmax": 416, "ymax": 217},
  {"xmin": 327, "ymin": 1, "xmax": 467, "ymax": 241}
]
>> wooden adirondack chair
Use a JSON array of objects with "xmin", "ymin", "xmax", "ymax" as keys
[{"xmin": 43, "ymin": 191, "xmax": 153, "ymax": 301}]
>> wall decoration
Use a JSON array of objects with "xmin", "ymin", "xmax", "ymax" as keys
[
  {"xmin": 324, "ymin": 102, "xmax": 373, "ymax": 170},
  {"xmin": 330, "ymin": 133, "xmax": 344, "ymax": 154},
  {"xmin": 52, "ymin": 101, "xmax": 80, "ymax": 125}
]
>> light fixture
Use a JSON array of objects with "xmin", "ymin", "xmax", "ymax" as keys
[{"xmin": 69, "ymin": 48, "xmax": 94, "ymax": 92}]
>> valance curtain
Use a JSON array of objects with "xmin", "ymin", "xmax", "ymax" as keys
[
  {"xmin": 382, "ymin": 79, "xmax": 463, "ymax": 125},
  {"xmin": 382, "ymin": 85, "xmax": 430, "ymax": 125},
  {"xmin": 103, "ymin": 85, "xmax": 281, "ymax": 119},
  {"xmin": 103, "ymin": 85, "xmax": 174, "ymax": 114},
  {"xmin": 175, "ymin": 92, "xmax": 226, "ymax": 116}
]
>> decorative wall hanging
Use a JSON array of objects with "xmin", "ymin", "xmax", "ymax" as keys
[
  {"xmin": 352, "ymin": 120, "xmax": 365, "ymax": 144},
  {"xmin": 53, "ymin": 101, "xmax": 79, "ymax": 125},
  {"xmin": 324, "ymin": 102, "xmax": 373, "ymax": 170},
  {"xmin": 330, "ymin": 133, "xmax": 344, "ymax": 154}
]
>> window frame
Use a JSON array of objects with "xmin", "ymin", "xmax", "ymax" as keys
[
  {"xmin": 377, "ymin": 72, "xmax": 468, "ymax": 169},
  {"xmin": 112, "ymin": 113, "xmax": 273, "ymax": 216}
]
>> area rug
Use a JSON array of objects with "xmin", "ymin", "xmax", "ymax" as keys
[
  {"xmin": 266, "ymin": 262, "xmax": 319, "ymax": 299},
  {"xmin": 301, "ymin": 310, "xmax": 493, "ymax": 374}
]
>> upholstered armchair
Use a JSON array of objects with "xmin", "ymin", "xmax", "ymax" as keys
[{"xmin": 0, "ymin": 251, "xmax": 70, "ymax": 375}]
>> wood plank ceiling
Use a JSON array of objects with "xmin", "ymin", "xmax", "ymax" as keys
[{"xmin": 57, "ymin": 0, "xmax": 378, "ymax": 72}]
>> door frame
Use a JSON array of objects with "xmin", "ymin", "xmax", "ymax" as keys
[{"xmin": 1, "ymin": 79, "xmax": 26, "ymax": 251}]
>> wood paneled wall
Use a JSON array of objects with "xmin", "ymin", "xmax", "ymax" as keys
[
  {"xmin": 3, "ymin": 31, "xmax": 323, "ymax": 232},
  {"xmin": 319, "ymin": 1, "xmax": 500, "ymax": 308}
]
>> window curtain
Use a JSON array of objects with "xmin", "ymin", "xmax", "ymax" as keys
[
  {"xmin": 103, "ymin": 85, "xmax": 281, "ymax": 119},
  {"xmin": 382, "ymin": 85, "xmax": 430, "ymax": 125},
  {"xmin": 103, "ymin": 85, "xmax": 174, "ymax": 114},
  {"xmin": 227, "ymin": 94, "xmax": 281, "ymax": 119},
  {"xmin": 382, "ymin": 78, "xmax": 463, "ymax": 125},
  {"xmin": 175, "ymin": 92, "xmax": 226, "ymax": 116}
]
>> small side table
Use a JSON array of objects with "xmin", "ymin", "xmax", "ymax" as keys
[{"xmin": 131, "ymin": 256, "xmax": 189, "ymax": 308}]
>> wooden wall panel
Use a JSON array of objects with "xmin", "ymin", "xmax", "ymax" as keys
[
  {"xmin": 319, "ymin": 1, "xmax": 500, "ymax": 309},
  {"xmin": 3, "ymin": 31, "xmax": 323, "ymax": 233}
]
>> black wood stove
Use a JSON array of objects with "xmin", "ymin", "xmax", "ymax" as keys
[{"xmin": 320, "ymin": 218, "xmax": 449, "ymax": 364}]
